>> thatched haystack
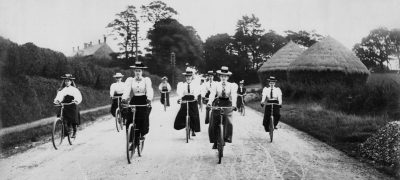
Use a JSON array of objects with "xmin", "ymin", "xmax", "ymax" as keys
[
  {"xmin": 287, "ymin": 36, "xmax": 370, "ymax": 86},
  {"xmin": 258, "ymin": 41, "xmax": 305, "ymax": 86}
]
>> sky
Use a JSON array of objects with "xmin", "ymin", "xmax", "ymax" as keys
[{"xmin": 1, "ymin": 0, "xmax": 399, "ymax": 57}]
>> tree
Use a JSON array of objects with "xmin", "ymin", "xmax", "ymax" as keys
[
  {"xmin": 259, "ymin": 30, "xmax": 288, "ymax": 60},
  {"xmin": 232, "ymin": 14, "xmax": 265, "ymax": 70},
  {"xmin": 147, "ymin": 18, "xmax": 204, "ymax": 75},
  {"xmin": 140, "ymin": 1, "xmax": 178, "ymax": 23},
  {"xmin": 389, "ymin": 28, "xmax": 400, "ymax": 71},
  {"xmin": 284, "ymin": 30, "xmax": 323, "ymax": 47},
  {"xmin": 354, "ymin": 27, "xmax": 392, "ymax": 71},
  {"xmin": 107, "ymin": 6, "xmax": 139, "ymax": 61}
]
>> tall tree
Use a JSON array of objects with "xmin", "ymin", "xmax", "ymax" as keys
[
  {"xmin": 232, "ymin": 14, "xmax": 265, "ymax": 69},
  {"xmin": 284, "ymin": 30, "xmax": 323, "ymax": 47},
  {"xmin": 140, "ymin": 1, "xmax": 178, "ymax": 23},
  {"xmin": 147, "ymin": 18, "xmax": 204, "ymax": 75},
  {"xmin": 107, "ymin": 6, "xmax": 139, "ymax": 61},
  {"xmin": 353, "ymin": 27, "xmax": 392, "ymax": 71},
  {"xmin": 389, "ymin": 28, "xmax": 400, "ymax": 70},
  {"xmin": 259, "ymin": 30, "xmax": 288, "ymax": 60}
]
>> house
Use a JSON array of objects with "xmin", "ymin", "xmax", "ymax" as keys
[{"xmin": 72, "ymin": 36, "xmax": 114, "ymax": 59}]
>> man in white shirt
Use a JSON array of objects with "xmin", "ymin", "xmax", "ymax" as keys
[
  {"xmin": 207, "ymin": 66, "xmax": 238, "ymax": 149},
  {"xmin": 260, "ymin": 76, "xmax": 282, "ymax": 132}
]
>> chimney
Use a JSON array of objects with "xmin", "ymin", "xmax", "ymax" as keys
[
  {"xmin": 103, "ymin": 35, "xmax": 107, "ymax": 43},
  {"xmin": 98, "ymin": 39, "xmax": 101, "ymax": 44},
  {"xmin": 90, "ymin": 41, "xmax": 92, "ymax": 46},
  {"xmin": 84, "ymin": 43, "xmax": 87, "ymax": 48},
  {"xmin": 77, "ymin": 46, "xmax": 80, "ymax": 51},
  {"xmin": 72, "ymin": 47, "xmax": 75, "ymax": 52}
]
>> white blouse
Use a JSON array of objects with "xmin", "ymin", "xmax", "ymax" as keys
[
  {"xmin": 122, "ymin": 77, "xmax": 154, "ymax": 101},
  {"xmin": 177, "ymin": 82, "xmax": 200, "ymax": 99},
  {"xmin": 201, "ymin": 80, "xmax": 215, "ymax": 97},
  {"xmin": 208, "ymin": 81, "xmax": 238, "ymax": 106},
  {"xmin": 109, "ymin": 81, "xmax": 126, "ymax": 97},
  {"xmin": 158, "ymin": 82, "xmax": 172, "ymax": 92},
  {"xmin": 54, "ymin": 86, "xmax": 82, "ymax": 104},
  {"xmin": 261, "ymin": 87, "xmax": 282, "ymax": 105}
]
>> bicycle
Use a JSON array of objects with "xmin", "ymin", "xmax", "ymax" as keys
[
  {"xmin": 52, "ymin": 102, "xmax": 76, "ymax": 150},
  {"xmin": 198, "ymin": 96, "xmax": 203, "ymax": 112},
  {"xmin": 209, "ymin": 106, "xmax": 235, "ymax": 164},
  {"xmin": 112, "ymin": 96, "xmax": 124, "ymax": 132},
  {"xmin": 264, "ymin": 102, "xmax": 279, "ymax": 142},
  {"xmin": 237, "ymin": 94, "xmax": 246, "ymax": 116},
  {"xmin": 161, "ymin": 91, "xmax": 168, "ymax": 112},
  {"xmin": 179, "ymin": 99, "xmax": 197, "ymax": 143},
  {"xmin": 122, "ymin": 103, "xmax": 150, "ymax": 164}
]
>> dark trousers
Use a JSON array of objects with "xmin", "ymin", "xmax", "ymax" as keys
[
  {"xmin": 208, "ymin": 98, "xmax": 233, "ymax": 143},
  {"xmin": 125, "ymin": 96, "xmax": 151, "ymax": 136},
  {"xmin": 262, "ymin": 100, "xmax": 281, "ymax": 132},
  {"xmin": 160, "ymin": 92, "xmax": 170, "ymax": 106}
]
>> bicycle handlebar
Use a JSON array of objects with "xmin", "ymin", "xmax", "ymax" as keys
[
  {"xmin": 111, "ymin": 96, "xmax": 122, "ymax": 99},
  {"xmin": 264, "ymin": 103, "xmax": 280, "ymax": 105},
  {"xmin": 179, "ymin": 99, "xmax": 197, "ymax": 104},
  {"xmin": 237, "ymin": 94, "xmax": 246, "ymax": 96},
  {"xmin": 54, "ymin": 102, "xmax": 76, "ymax": 106},
  {"xmin": 208, "ymin": 106, "xmax": 236, "ymax": 110},
  {"xmin": 122, "ymin": 104, "xmax": 151, "ymax": 108}
]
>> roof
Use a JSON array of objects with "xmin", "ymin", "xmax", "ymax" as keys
[
  {"xmin": 287, "ymin": 36, "xmax": 370, "ymax": 74},
  {"xmin": 258, "ymin": 41, "xmax": 305, "ymax": 72},
  {"xmin": 75, "ymin": 43, "xmax": 113, "ymax": 57}
]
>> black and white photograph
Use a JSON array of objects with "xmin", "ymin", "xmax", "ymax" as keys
[{"xmin": 0, "ymin": 0, "xmax": 399, "ymax": 179}]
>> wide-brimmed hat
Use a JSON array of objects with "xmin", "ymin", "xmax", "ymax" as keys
[
  {"xmin": 61, "ymin": 74, "xmax": 75, "ymax": 80},
  {"xmin": 239, "ymin": 80, "xmax": 244, "ymax": 84},
  {"xmin": 268, "ymin": 76, "xmax": 277, "ymax": 82},
  {"xmin": 216, "ymin": 66, "xmax": 232, "ymax": 76},
  {"xmin": 162, "ymin": 76, "xmax": 168, "ymax": 80},
  {"xmin": 130, "ymin": 61, "xmax": 148, "ymax": 69},
  {"xmin": 182, "ymin": 68, "xmax": 194, "ymax": 76},
  {"xmin": 113, "ymin": 72, "xmax": 124, "ymax": 78},
  {"xmin": 207, "ymin": 70, "xmax": 214, "ymax": 75}
]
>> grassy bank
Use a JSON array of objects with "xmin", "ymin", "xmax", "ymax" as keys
[{"xmin": 246, "ymin": 100, "xmax": 398, "ymax": 177}]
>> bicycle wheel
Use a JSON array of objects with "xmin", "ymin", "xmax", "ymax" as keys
[
  {"xmin": 52, "ymin": 118, "xmax": 64, "ymax": 150},
  {"xmin": 117, "ymin": 108, "xmax": 124, "ymax": 130},
  {"xmin": 269, "ymin": 116, "xmax": 274, "ymax": 142},
  {"xmin": 217, "ymin": 124, "xmax": 224, "ymax": 164},
  {"xmin": 126, "ymin": 124, "xmax": 135, "ymax": 164},
  {"xmin": 67, "ymin": 126, "xmax": 76, "ymax": 145},
  {"xmin": 186, "ymin": 116, "xmax": 190, "ymax": 143},
  {"xmin": 115, "ymin": 109, "xmax": 120, "ymax": 132},
  {"xmin": 242, "ymin": 106, "xmax": 246, "ymax": 116}
]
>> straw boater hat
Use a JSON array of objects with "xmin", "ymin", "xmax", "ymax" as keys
[
  {"xmin": 207, "ymin": 70, "xmax": 214, "ymax": 75},
  {"xmin": 216, "ymin": 66, "xmax": 232, "ymax": 76},
  {"xmin": 162, "ymin": 76, "xmax": 168, "ymax": 80},
  {"xmin": 239, "ymin": 80, "xmax": 244, "ymax": 84},
  {"xmin": 130, "ymin": 61, "xmax": 148, "ymax": 69},
  {"xmin": 182, "ymin": 68, "xmax": 194, "ymax": 76},
  {"xmin": 61, "ymin": 74, "xmax": 75, "ymax": 80},
  {"xmin": 113, "ymin": 72, "xmax": 124, "ymax": 78},
  {"xmin": 268, "ymin": 76, "xmax": 277, "ymax": 82}
]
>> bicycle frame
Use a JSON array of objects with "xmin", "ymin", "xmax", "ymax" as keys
[
  {"xmin": 180, "ymin": 99, "xmax": 197, "ymax": 143},
  {"xmin": 161, "ymin": 91, "xmax": 168, "ymax": 111},
  {"xmin": 264, "ymin": 102, "xmax": 279, "ymax": 142}
]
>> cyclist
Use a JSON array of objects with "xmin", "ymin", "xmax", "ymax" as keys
[
  {"xmin": 260, "ymin": 76, "xmax": 282, "ymax": 132},
  {"xmin": 53, "ymin": 74, "xmax": 82, "ymax": 138},
  {"xmin": 197, "ymin": 78, "xmax": 205, "ymax": 108},
  {"xmin": 236, "ymin": 80, "xmax": 247, "ymax": 111},
  {"xmin": 174, "ymin": 68, "xmax": 201, "ymax": 136},
  {"xmin": 110, "ymin": 72, "xmax": 125, "ymax": 118},
  {"xmin": 202, "ymin": 70, "xmax": 216, "ymax": 124},
  {"xmin": 122, "ymin": 61, "xmax": 154, "ymax": 140},
  {"xmin": 207, "ymin": 66, "xmax": 238, "ymax": 149},
  {"xmin": 158, "ymin": 76, "xmax": 171, "ymax": 107}
]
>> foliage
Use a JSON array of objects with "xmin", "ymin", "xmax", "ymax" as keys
[
  {"xmin": 284, "ymin": 30, "xmax": 323, "ymax": 47},
  {"xmin": 140, "ymin": 1, "xmax": 178, "ymax": 23}
]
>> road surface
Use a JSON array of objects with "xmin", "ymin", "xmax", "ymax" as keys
[{"xmin": 0, "ymin": 98, "xmax": 394, "ymax": 180}]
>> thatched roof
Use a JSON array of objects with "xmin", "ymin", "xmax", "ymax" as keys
[
  {"xmin": 258, "ymin": 41, "xmax": 305, "ymax": 72},
  {"xmin": 288, "ymin": 36, "xmax": 369, "ymax": 74}
]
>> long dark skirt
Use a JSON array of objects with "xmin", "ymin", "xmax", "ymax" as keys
[
  {"xmin": 125, "ymin": 95, "xmax": 152, "ymax": 136},
  {"xmin": 208, "ymin": 98, "xmax": 233, "ymax": 143},
  {"xmin": 174, "ymin": 95, "xmax": 201, "ymax": 132},
  {"xmin": 262, "ymin": 100, "xmax": 281, "ymax": 132},
  {"xmin": 110, "ymin": 93, "xmax": 123, "ymax": 117},
  {"xmin": 236, "ymin": 95, "xmax": 245, "ymax": 108},
  {"xmin": 160, "ymin": 91, "xmax": 170, "ymax": 106},
  {"xmin": 57, "ymin": 95, "xmax": 81, "ymax": 126}
]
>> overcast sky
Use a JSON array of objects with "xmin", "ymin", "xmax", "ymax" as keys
[{"xmin": 1, "ymin": 0, "xmax": 399, "ymax": 56}]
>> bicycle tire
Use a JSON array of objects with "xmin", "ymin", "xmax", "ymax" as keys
[
  {"xmin": 186, "ymin": 116, "xmax": 190, "ymax": 143},
  {"xmin": 137, "ymin": 131, "xmax": 144, "ymax": 157},
  {"xmin": 127, "ymin": 124, "xmax": 135, "ymax": 164},
  {"xmin": 217, "ymin": 124, "xmax": 224, "ymax": 164},
  {"xmin": 115, "ymin": 109, "xmax": 120, "ymax": 132},
  {"xmin": 269, "ymin": 116, "xmax": 274, "ymax": 142},
  {"xmin": 242, "ymin": 106, "xmax": 246, "ymax": 116},
  {"xmin": 52, "ymin": 118, "xmax": 64, "ymax": 150},
  {"xmin": 67, "ymin": 127, "xmax": 75, "ymax": 145}
]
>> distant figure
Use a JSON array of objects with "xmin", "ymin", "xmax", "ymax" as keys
[
  {"xmin": 260, "ymin": 76, "xmax": 282, "ymax": 131},
  {"xmin": 109, "ymin": 72, "xmax": 125, "ymax": 117},
  {"xmin": 53, "ymin": 74, "xmax": 82, "ymax": 138},
  {"xmin": 198, "ymin": 78, "xmax": 205, "ymax": 107},
  {"xmin": 202, "ymin": 70, "xmax": 216, "ymax": 124},
  {"xmin": 158, "ymin": 76, "xmax": 171, "ymax": 106},
  {"xmin": 237, "ymin": 80, "xmax": 247, "ymax": 111},
  {"xmin": 174, "ymin": 68, "xmax": 201, "ymax": 136}
]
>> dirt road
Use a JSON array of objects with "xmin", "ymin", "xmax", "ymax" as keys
[{"xmin": 0, "ymin": 98, "xmax": 394, "ymax": 180}]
